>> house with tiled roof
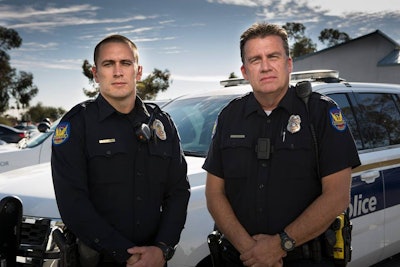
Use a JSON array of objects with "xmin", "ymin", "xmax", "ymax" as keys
[{"xmin": 293, "ymin": 30, "xmax": 400, "ymax": 84}]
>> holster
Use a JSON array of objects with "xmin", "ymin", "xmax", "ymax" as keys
[
  {"xmin": 207, "ymin": 231, "xmax": 223, "ymax": 267},
  {"xmin": 324, "ymin": 211, "xmax": 353, "ymax": 267},
  {"xmin": 52, "ymin": 228, "xmax": 80, "ymax": 267}
]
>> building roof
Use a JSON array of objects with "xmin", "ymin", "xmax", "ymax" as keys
[{"xmin": 293, "ymin": 30, "xmax": 400, "ymax": 63}]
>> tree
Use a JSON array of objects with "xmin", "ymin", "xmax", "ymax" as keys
[
  {"xmin": 319, "ymin": 29, "xmax": 351, "ymax": 47},
  {"xmin": 136, "ymin": 68, "xmax": 170, "ymax": 100},
  {"xmin": 283, "ymin": 22, "xmax": 317, "ymax": 58},
  {"xmin": 25, "ymin": 102, "xmax": 65, "ymax": 123},
  {"xmin": 11, "ymin": 71, "xmax": 38, "ymax": 109},
  {"xmin": 82, "ymin": 60, "xmax": 171, "ymax": 100},
  {"xmin": 228, "ymin": 72, "xmax": 238, "ymax": 79},
  {"xmin": 0, "ymin": 26, "xmax": 38, "ymax": 112},
  {"xmin": 291, "ymin": 37, "xmax": 317, "ymax": 58}
]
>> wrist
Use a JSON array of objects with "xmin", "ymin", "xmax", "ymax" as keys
[
  {"xmin": 155, "ymin": 242, "xmax": 175, "ymax": 261},
  {"xmin": 279, "ymin": 231, "xmax": 296, "ymax": 252}
]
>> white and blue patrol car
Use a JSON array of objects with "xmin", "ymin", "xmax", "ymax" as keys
[
  {"xmin": 0, "ymin": 119, "xmax": 59, "ymax": 173},
  {"xmin": 1, "ymin": 70, "xmax": 400, "ymax": 266}
]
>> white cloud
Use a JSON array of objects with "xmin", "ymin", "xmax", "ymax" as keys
[{"xmin": 306, "ymin": 0, "xmax": 399, "ymax": 16}]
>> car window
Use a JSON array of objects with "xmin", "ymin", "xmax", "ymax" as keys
[
  {"xmin": 163, "ymin": 95, "xmax": 237, "ymax": 157},
  {"xmin": 19, "ymin": 119, "xmax": 60, "ymax": 149},
  {"xmin": 355, "ymin": 93, "xmax": 400, "ymax": 149}
]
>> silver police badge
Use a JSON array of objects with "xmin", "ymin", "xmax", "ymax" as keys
[
  {"xmin": 287, "ymin": 115, "xmax": 301, "ymax": 133},
  {"xmin": 152, "ymin": 119, "xmax": 167, "ymax": 140}
]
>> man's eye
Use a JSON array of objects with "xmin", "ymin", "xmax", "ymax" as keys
[
  {"xmin": 249, "ymin": 58, "xmax": 261, "ymax": 64},
  {"xmin": 122, "ymin": 61, "xmax": 133, "ymax": 66}
]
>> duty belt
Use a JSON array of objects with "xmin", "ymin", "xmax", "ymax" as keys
[{"xmin": 285, "ymin": 237, "xmax": 325, "ymax": 262}]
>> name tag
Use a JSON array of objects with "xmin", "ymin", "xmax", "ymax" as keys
[
  {"xmin": 99, "ymin": 138, "xmax": 116, "ymax": 144},
  {"xmin": 230, "ymin": 135, "xmax": 245, "ymax": 139}
]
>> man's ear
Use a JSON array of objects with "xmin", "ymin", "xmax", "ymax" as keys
[
  {"xmin": 92, "ymin": 66, "xmax": 99, "ymax": 83},
  {"xmin": 240, "ymin": 65, "xmax": 248, "ymax": 80},
  {"xmin": 136, "ymin": 65, "xmax": 143, "ymax": 81}
]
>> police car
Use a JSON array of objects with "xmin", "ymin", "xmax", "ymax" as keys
[
  {"xmin": 0, "ymin": 119, "xmax": 59, "ymax": 173},
  {"xmin": 1, "ymin": 70, "xmax": 400, "ymax": 266}
]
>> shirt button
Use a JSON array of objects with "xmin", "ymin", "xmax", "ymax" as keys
[
  {"xmin": 261, "ymin": 162, "xmax": 267, "ymax": 167},
  {"xmin": 94, "ymin": 238, "xmax": 100, "ymax": 243},
  {"xmin": 106, "ymin": 150, "xmax": 111, "ymax": 156},
  {"xmin": 259, "ymin": 184, "xmax": 264, "ymax": 189}
]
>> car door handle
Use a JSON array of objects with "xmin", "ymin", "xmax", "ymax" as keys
[{"xmin": 360, "ymin": 171, "xmax": 380, "ymax": 184}]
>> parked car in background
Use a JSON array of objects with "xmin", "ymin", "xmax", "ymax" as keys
[
  {"xmin": 0, "ymin": 124, "xmax": 28, "ymax": 143},
  {"xmin": 14, "ymin": 124, "xmax": 40, "ymax": 137},
  {"xmin": 0, "ymin": 119, "xmax": 59, "ymax": 173},
  {"xmin": 1, "ymin": 70, "xmax": 400, "ymax": 266}
]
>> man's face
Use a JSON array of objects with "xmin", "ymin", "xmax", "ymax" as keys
[
  {"xmin": 92, "ymin": 42, "xmax": 142, "ymax": 104},
  {"xmin": 240, "ymin": 35, "xmax": 292, "ymax": 98}
]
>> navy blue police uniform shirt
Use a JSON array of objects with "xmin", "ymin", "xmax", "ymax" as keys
[
  {"xmin": 51, "ymin": 94, "xmax": 190, "ymax": 263},
  {"xmin": 203, "ymin": 86, "xmax": 361, "ymax": 235}
]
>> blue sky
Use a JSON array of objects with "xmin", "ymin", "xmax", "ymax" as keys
[{"xmin": 1, "ymin": 0, "xmax": 399, "ymax": 110}]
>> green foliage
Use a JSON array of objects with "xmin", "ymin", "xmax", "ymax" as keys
[
  {"xmin": 25, "ymin": 102, "xmax": 66, "ymax": 123},
  {"xmin": 229, "ymin": 72, "xmax": 238, "ymax": 79},
  {"xmin": 0, "ymin": 26, "xmax": 38, "ymax": 113},
  {"xmin": 136, "ymin": 68, "xmax": 170, "ymax": 100},
  {"xmin": 81, "ymin": 60, "xmax": 171, "ymax": 100},
  {"xmin": 319, "ymin": 29, "xmax": 351, "ymax": 47},
  {"xmin": 283, "ymin": 22, "xmax": 350, "ymax": 58},
  {"xmin": 283, "ymin": 22, "xmax": 317, "ymax": 58}
]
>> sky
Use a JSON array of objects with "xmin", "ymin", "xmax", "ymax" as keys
[{"xmin": 1, "ymin": 0, "xmax": 399, "ymax": 111}]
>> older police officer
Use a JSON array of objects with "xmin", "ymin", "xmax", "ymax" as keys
[
  {"xmin": 204, "ymin": 23, "xmax": 360, "ymax": 267},
  {"xmin": 51, "ymin": 35, "xmax": 190, "ymax": 267}
]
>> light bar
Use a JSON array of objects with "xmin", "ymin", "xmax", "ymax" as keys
[
  {"xmin": 220, "ymin": 78, "xmax": 249, "ymax": 87},
  {"xmin": 290, "ymin": 69, "xmax": 339, "ymax": 81}
]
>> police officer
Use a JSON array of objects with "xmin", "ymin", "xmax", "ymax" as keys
[
  {"xmin": 51, "ymin": 35, "xmax": 190, "ymax": 267},
  {"xmin": 203, "ymin": 23, "xmax": 360, "ymax": 267}
]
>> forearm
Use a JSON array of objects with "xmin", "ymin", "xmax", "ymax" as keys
[{"xmin": 285, "ymin": 168, "xmax": 351, "ymax": 246}]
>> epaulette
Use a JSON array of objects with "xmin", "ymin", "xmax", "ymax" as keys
[
  {"xmin": 61, "ymin": 99, "xmax": 95, "ymax": 121},
  {"xmin": 319, "ymin": 94, "xmax": 338, "ymax": 106}
]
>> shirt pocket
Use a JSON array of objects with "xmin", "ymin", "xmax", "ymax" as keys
[
  {"xmin": 147, "ymin": 141, "xmax": 173, "ymax": 184},
  {"xmin": 273, "ymin": 130, "xmax": 313, "ymax": 180},
  {"xmin": 220, "ymin": 137, "xmax": 253, "ymax": 179},
  {"xmin": 87, "ymin": 142, "xmax": 132, "ymax": 183}
]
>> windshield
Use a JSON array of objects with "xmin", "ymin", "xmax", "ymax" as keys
[
  {"xmin": 163, "ymin": 94, "xmax": 238, "ymax": 157},
  {"xmin": 18, "ymin": 118, "xmax": 60, "ymax": 149}
]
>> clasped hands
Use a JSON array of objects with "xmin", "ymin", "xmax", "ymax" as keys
[{"xmin": 240, "ymin": 234, "xmax": 286, "ymax": 267}]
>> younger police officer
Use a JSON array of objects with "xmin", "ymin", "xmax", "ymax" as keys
[
  {"xmin": 51, "ymin": 35, "xmax": 190, "ymax": 267},
  {"xmin": 204, "ymin": 23, "xmax": 360, "ymax": 267}
]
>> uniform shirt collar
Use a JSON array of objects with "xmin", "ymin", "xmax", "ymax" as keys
[
  {"xmin": 96, "ymin": 94, "xmax": 150, "ymax": 121},
  {"xmin": 243, "ymin": 87, "xmax": 294, "ymax": 117}
]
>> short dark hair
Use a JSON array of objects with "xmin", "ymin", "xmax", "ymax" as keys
[
  {"xmin": 93, "ymin": 34, "xmax": 139, "ymax": 65},
  {"xmin": 240, "ymin": 22, "xmax": 289, "ymax": 63}
]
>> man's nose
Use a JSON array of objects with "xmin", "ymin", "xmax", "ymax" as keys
[{"xmin": 113, "ymin": 64, "xmax": 123, "ymax": 76}]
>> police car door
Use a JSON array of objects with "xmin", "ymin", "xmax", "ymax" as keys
[
  {"xmin": 326, "ymin": 90, "xmax": 386, "ymax": 267},
  {"xmin": 352, "ymin": 88, "xmax": 400, "ymax": 263}
]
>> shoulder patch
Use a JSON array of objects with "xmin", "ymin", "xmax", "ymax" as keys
[
  {"xmin": 329, "ymin": 107, "xmax": 347, "ymax": 131},
  {"xmin": 53, "ymin": 122, "xmax": 71, "ymax": 145}
]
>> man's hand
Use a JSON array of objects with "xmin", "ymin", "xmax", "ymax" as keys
[
  {"xmin": 240, "ymin": 234, "xmax": 285, "ymax": 267},
  {"xmin": 126, "ymin": 246, "xmax": 165, "ymax": 267}
]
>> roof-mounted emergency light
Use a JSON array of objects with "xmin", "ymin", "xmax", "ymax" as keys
[
  {"xmin": 290, "ymin": 70, "xmax": 342, "ymax": 83},
  {"xmin": 220, "ymin": 78, "xmax": 249, "ymax": 87}
]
